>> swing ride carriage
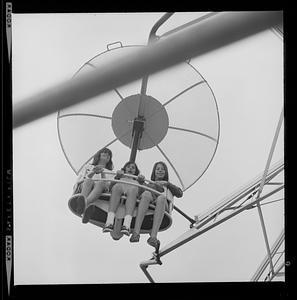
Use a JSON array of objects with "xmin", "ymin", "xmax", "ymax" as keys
[{"xmin": 59, "ymin": 15, "xmax": 220, "ymax": 244}]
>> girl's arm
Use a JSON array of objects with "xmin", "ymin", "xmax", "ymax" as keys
[
  {"xmin": 136, "ymin": 174, "xmax": 145, "ymax": 185},
  {"xmin": 150, "ymin": 182, "xmax": 165, "ymax": 193},
  {"xmin": 166, "ymin": 182, "xmax": 183, "ymax": 198},
  {"xmin": 83, "ymin": 163, "xmax": 95, "ymax": 178},
  {"xmin": 109, "ymin": 170, "xmax": 124, "ymax": 191},
  {"xmin": 109, "ymin": 176, "xmax": 118, "ymax": 191},
  {"xmin": 114, "ymin": 170, "xmax": 124, "ymax": 180},
  {"xmin": 76, "ymin": 164, "xmax": 92, "ymax": 180},
  {"xmin": 87, "ymin": 171, "xmax": 95, "ymax": 178},
  {"xmin": 92, "ymin": 165, "xmax": 105, "ymax": 178}
]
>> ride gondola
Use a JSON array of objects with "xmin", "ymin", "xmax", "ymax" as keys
[{"xmin": 58, "ymin": 13, "xmax": 220, "ymax": 243}]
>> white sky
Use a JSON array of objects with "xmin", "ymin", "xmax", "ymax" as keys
[{"xmin": 12, "ymin": 12, "xmax": 284, "ymax": 284}]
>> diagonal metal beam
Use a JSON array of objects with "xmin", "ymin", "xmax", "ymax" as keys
[
  {"xmin": 196, "ymin": 159, "xmax": 284, "ymax": 223},
  {"xmin": 251, "ymin": 228, "xmax": 285, "ymax": 281},
  {"xmin": 13, "ymin": 11, "xmax": 282, "ymax": 128},
  {"xmin": 140, "ymin": 184, "xmax": 284, "ymax": 282},
  {"xmin": 255, "ymin": 108, "xmax": 284, "ymax": 199},
  {"xmin": 138, "ymin": 146, "xmax": 283, "ymax": 282},
  {"xmin": 140, "ymin": 159, "xmax": 284, "ymax": 265},
  {"xmin": 254, "ymin": 107, "xmax": 284, "ymax": 276},
  {"xmin": 268, "ymin": 261, "xmax": 285, "ymax": 281},
  {"xmin": 158, "ymin": 184, "xmax": 283, "ymax": 258}
]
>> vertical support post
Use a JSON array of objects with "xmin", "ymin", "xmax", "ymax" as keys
[
  {"xmin": 131, "ymin": 13, "xmax": 174, "ymax": 162},
  {"xmin": 138, "ymin": 13, "xmax": 174, "ymax": 116},
  {"xmin": 129, "ymin": 133, "xmax": 140, "ymax": 163},
  {"xmin": 129, "ymin": 117, "xmax": 145, "ymax": 163},
  {"xmin": 139, "ymin": 12, "xmax": 174, "ymax": 100},
  {"xmin": 255, "ymin": 107, "xmax": 284, "ymax": 277},
  {"xmin": 256, "ymin": 204, "xmax": 275, "ymax": 274}
]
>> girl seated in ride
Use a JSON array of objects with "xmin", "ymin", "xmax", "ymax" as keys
[
  {"xmin": 70, "ymin": 147, "xmax": 114, "ymax": 218},
  {"xmin": 129, "ymin": 161, "xmax": 183, "ymax": 248},
  {"xmin": 103, "ymin": 161, "xmax": 145, "ymax": 236}
]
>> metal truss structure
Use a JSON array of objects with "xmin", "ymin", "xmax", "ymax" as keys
[
  {"xmin": 140, "ymin": 159, "xmax": 284, "ymax": 282},
  {"xmin": 140, "ymin": 108, "xmax": 284, "ymax": 282}
]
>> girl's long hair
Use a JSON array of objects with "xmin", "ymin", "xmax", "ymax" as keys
[
  {"xmin": 150, "ymin": 161, "xmax": 169, "ymax": 182},
  {"xmin": 121, "ymin": 161, "xmax": 140, "ymax": 176},
  {"xmin": 92, "ymin": 148, "xmax": 114, "ymax": 170}
]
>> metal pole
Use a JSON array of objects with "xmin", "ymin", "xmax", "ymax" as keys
[
  {"xmin": 149, "ymin": 12, "xmax": 174, "ymax": 42},
  {"xmin": 130, "ymin": 13, "xmax": 174, "ymax": 162},
  {"xmin": 256, "ymin": 108, "xmax": 284, "ymax": 198},
  {"xmin": 255, "ymin": 108, "xmax": 284, "ymax": 276},
  {"xmin": 256, "ymin": 205, "xmax": 275, "ymax": 274},
  {"xmin": 269, "ymin": 261, "xmax": 285, "ymax": 281},
  {"xmin": 13, "ymin": 11, "xmax": 282, "ymax": 128},
  {"xmin": 129, "ymin": 119, "xmax": 144, "ymax": 163},
  {"xmin": 251, "ymin": 228, "xmax": 284, "ymax": 281},
  {"xmin": 140, "ymin": 260, "xmax": 159, "ymax": 283},
  {"xmin": 173, "ymin": 205, "xmax": 196, "ymax": 225}
]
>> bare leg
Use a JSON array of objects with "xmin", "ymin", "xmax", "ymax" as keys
[
  {"xmin": 86, "ymin": 181, "xmax": 106, "ymax": 205},
  {"xmin": 108, "ymin": 183, "xmax": 123, "ymax": 213},
  {"xmin": 121, "ymin": 186, "xmax": 138, "ymax": 233},
  {"xmin": 80, "ymin": 178, "xmax": 94, "ymax": 198},
  {"xmin": 75, "ymin": 179, "xmax": 93, "ymax": 214},
  {"xmin": 110, "ymin": 218, "xmax": 124, "ymax": 240},
  {"xmin": 104, "ymin": 183, "xmax": 124, "ymax": 229},
  {"xmin": 133, "ymin": 191, "xmax": 152, "ymax": 234},
  {"xmin": 124, "ymin": 186, "xmax": 138, "ymax": 216},
  {"xmin": 150, "ymin": 195, "xmax": 167, "ymax": 239},
  {"xmin": 81, "ymin": 181, "xmax": 107, "ymax": 224}
]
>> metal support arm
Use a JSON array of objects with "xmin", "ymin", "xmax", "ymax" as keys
[{"xmin": 13, "ymin": 11, "xmax": 282, "ymax": 128}]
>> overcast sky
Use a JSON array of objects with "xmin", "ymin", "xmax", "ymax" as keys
[{"xmin": 12, "ymin": 12, "xmax": 284, "ymax": 284}]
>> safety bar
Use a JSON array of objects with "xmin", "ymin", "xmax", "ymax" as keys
[
  {"xmin": 82, "ymin": 172, "xmax": 175, "ymax": 205},
  {"xmin": 91, "ymin": 178, "xmax": 164, "ymax": 197},
  {"xmin": 101, "ymin": 171, "xmax": 159, "ymax": 187},
  {"xmin": 78, "ymin": 171, "xmax": 196, "ymax": 219}
]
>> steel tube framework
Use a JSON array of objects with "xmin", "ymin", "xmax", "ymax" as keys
[
  {"xmin": 161, "ymin": 174, "xmax": 284, "ymax": 258},
  {"xmin": 139, "ymin": 159, "xmax": 284, "ymax": 282},
  {"xmin": 195, "ymin": 159, "xmax": 283, "ymax": 223},
  {"xmin": 140, "ymin": 183, "xmax": 284, "ymax": 282},
  {"xmin": 138, "ymin": 109, "xmax": 284, "ymax": 283}
]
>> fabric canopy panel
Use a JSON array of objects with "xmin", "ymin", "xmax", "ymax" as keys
[{"xmin": 57, "ymin": 44, "xmax": 220, "ymax": 191}]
